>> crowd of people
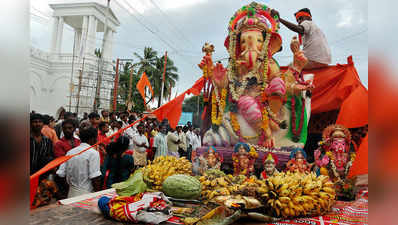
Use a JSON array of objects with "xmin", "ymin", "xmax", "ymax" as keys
[{"xmin": 30, "ymin": 109, "xmax": 201, "ymax": 206}]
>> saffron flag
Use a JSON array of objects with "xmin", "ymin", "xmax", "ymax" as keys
[
  {"xmin": 348, "ymin": 134, "xmax": 368, "ymax": 178},
  {"xmin": 136, "ymin": 72, "xmax": 154, "ymax": 105},
  {"xmin": 153, "ymin": 77, "xmax": 205, "ymax": 129}
]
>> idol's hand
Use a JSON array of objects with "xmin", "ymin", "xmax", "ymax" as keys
[
  {"xmin": 293, "ymin": 82, "xmax": 315, "ymax": 92},
  {"xmin": 198, "ymin": 55, "xmax": 213, "ymax": 70},
  {"xmin": 293, "ymin": 50, "xmax": 308, "ymax": 72},
  {"xmin": 213, "ymin": 62, "xmax": 228, "ymax": 88},
  {"xmin": 290, "ymin": 36, "xmax": 300, "ymax": 54}
]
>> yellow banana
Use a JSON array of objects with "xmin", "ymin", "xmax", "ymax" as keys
[
  {"xmin": 279, "ymin": 196, "xmax": 291, "ymax": 203},
  {"xmin": 275, "ymin": 199, "xmax": 282, "ymax": 208},
  {"xmin": 322, "ymin": 187, "xmax": 335, "ymax": 194}
]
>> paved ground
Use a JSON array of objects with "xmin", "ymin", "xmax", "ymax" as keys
[
  {"xmin": 30, "ymin": 204, "xmax": 124, "ymax": 225},
  {"xmin": 30, "ymin": 204, "xmax": 264, "ymax": 225}
]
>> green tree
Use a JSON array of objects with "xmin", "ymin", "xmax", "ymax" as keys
[
  {"xmin": 133, "ymin": 47, "xmax": 158, "ymax": 79},
  {"xmin": 154, "ymin": 55, "xmax": 179, "ymax": 108},
  {"xmin": 114, "ymin": 62, "xmax": 146, "ymax": 113},
  {"xmin": 182, "ymin": 95, "xmax": 204, "ymax": 113}
]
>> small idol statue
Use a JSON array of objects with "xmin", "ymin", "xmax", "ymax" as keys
[
  {"xmin": 286, "ymin": 148, "xmax": 312, "ymax": 173},
  {"xmin": 260, "ymin": 153, "xmax": 279, "ymax": 179},
  {"xmin": 315, "ymin": 124, "xmax": 356, "ymax": 182},
  {"xmin": 198, "ymin": 146, "xmax": 223, "ymax": 175},
  {"xmin": 232, "ymin": 142, "xmax": 258, "ymax": 176}
]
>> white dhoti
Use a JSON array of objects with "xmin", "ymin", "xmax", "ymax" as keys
[{"xmin": 68, "ymin": 185, "xmax": 91, "ymax": 198}]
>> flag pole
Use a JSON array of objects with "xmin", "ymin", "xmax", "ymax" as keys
[{"xmin": 160, "ymin": 51, "xmax": 168, "ymax": 106}]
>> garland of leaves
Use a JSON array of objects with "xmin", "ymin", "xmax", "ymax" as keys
[{"xmin": 291, "ymin": 96, "xmax": 305, "ymax": 142}]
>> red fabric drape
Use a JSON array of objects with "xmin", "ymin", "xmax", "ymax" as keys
[
  {"xmin": 336, "ymin": 85, "xmax": 368, "ymax": 128},
  {"xmin": 348, "ymin": 134, "xmax": 368, "ymax": 178},
  {"xmin": 136, "ymin": 72, "xmax": 154, "ymax": 105},
  {"xmin": 281, "ymin": 56, "xmax": 368, "ymax": 128},
  {"xmin": 30, "ymin": 77, "xmax": 205, "ymax": 209}
]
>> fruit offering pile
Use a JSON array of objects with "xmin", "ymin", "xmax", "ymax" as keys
[
  {"xmin": 142, "ymin": 156, "xmax": 192, "ymax": 190},
  {"xmin": 198, "ymin": 170, "xmax": 336, "ymax": 219},
  {"xmin": 258, "ymin": 172, "xmax": 336, "ymax": 218}
]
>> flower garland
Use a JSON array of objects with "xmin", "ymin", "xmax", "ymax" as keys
[
  {"xmin": 291, "ymin": 96, "xmax": 305, "ymax": 142},
  {"xmin": 230, "ymin": 112, "xmax": 259, "ymax": 141},
  {"xmin": 261, "ymin": 32, "xmax": 271, "ymax": 90},
  {"xmin": 261, "ymin": 107, "xmax": 269, "ymax": 132},
  {"xmin": 230, "ymin": 112, "xmax": 240, "ymax": 132},
  {"xmin": 211, "ymin": 87, "xmax": 227, "ymax": 125}
]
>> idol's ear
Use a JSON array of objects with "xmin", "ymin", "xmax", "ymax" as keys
[{"xmin": 269, "ymin": 32, "xmax": 282, "ymax": 55}]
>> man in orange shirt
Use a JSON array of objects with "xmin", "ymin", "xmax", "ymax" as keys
[
  {"xmin": 97, "ymin": 121, "xmax": 110, "ymax": 164},
  {"xmin": 41, "ymin": 114, "xmax": 59, "ymax": 145}
]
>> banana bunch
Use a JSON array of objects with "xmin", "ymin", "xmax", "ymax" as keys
[
  {"xmin": 260, "ymin": 171, "xmax": 336, "ymax": 218},
  {"xmin": 143, "ymin": 156, "xmax": 192, "ymax": 190},
  {"xmin": 199, "ymin": 171, "xmax": 233, "ymax": 200},
  {"xmin": 200, "ymin": 171, "xmax": 264, "ymax": 201}
]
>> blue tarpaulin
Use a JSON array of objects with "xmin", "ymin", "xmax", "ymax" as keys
[{"xmin": 178, "ymin": 112, "xmax": 193, "ymax": 126}]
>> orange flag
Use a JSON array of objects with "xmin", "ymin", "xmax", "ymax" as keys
[
  {"xmin": 136, "ymin": 72, "xmax": 154, "ymax": 105},
  {"xmin": 153, "ymin": 77, "xmax": 205, "ymax": 129},
  {"xmin": 348, "ymin": 134, "xmax": 368, "ymax": 178}
]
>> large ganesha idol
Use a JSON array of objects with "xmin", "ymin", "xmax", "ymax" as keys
[{"xmin": 199, "ymin": 2, "xmax": 313, "ymax": 150}]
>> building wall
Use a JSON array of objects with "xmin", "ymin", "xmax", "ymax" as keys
[{"xmin": 30, "ymin": 47, "xmax": 114, "ymax": 116}]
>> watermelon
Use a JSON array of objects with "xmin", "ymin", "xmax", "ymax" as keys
[{"xmin": 162, "ymin": 174, "xmax": 202, "ymax": 199}]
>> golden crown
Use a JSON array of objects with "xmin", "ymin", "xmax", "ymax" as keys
[{"xmin": 236, "ymin": 16, "xmax": 269, "ymax": 33}]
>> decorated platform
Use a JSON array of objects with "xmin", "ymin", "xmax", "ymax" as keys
[
  {"xmin": 30, "ymin": 2, "xmax": 368, "ymax": 225},
  {"xmin": 30, "ymin": 188, "xmax": 368, "ymax": 225}
]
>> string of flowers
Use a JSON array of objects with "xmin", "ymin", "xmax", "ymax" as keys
[
  {"xmin": 261, "ymin": 32, "xmax": 271, "ymax": 90},
  {"xmin": 291, "ymin": 96, "xmax": 305, "ymax": 142},
  {"xmin": 230, "ymin": 112, "xmax": 259, "ymax": 141},
  {"xmin": 211, "ymin": 86, "xmax": 227, "ymax": 125}
]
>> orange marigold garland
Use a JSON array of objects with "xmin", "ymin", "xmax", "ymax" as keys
[
  {"xmin": 211, "ymin": 88, "xmax": 227, "ymax": 125},
  {"xmin": 230, "ymin": 112, "xmax": 259, "ymax": 141}
]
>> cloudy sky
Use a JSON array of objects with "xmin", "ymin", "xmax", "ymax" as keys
[{"xmin": 31, "ymin": 0, "xmax": 368, "ymax": 96}]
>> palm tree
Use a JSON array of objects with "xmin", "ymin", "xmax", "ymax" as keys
[
  {"xmin": 154, "ymin": 54, "xmax": 179, "ymax": 108},
  {"xmin": 133, "ymin": 47, "xmax": 158, "ymax": 79}
]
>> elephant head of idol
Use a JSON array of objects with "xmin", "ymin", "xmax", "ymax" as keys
[{"xmin": 225, "ymin": 2, "xmax": 282, "ymax": 73}]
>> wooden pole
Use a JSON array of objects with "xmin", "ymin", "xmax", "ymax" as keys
[
  {"xmin": 160, "ymin": 51, "xmax": 167, "ymax": 106},
  {"xmin": 127, "ymin": 65, "xmax": 134, "ymax": 106},
  {"xmin": 112, "ymin": 58, "xmax": 120, "ymax": 112}
]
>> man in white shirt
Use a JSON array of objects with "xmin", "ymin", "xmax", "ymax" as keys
[
  {"xmin": 56, "ymin": 127, "xmax": 102, "ymax": 198},
  {"xmin": 176, "ymin": 126, "xmax": 187, "ymax": 158},
  {"xmin": 153, "ymin": 124, "xmax": 168, "ymax": 159},
  {"xmin": 132, "ymin": 123, "xmax": 149, "ymax": 166},
  {"xmin": 272, "ymin": 8, "xmax": 331, "ymax": 69},
  {"xmin": 191, "ymin": 128, "xmax": 201, "ymax": 153}
]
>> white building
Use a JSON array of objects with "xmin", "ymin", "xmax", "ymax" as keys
[{"xmin": 30, "ymin": 2, "xmax": 120, "ymax": 116}]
